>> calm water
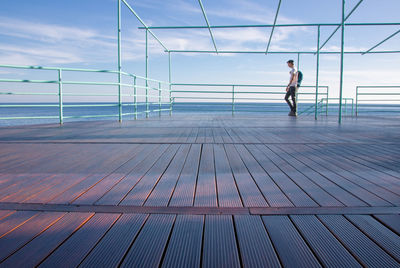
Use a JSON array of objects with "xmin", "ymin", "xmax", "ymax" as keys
[{"xmin": 0, "ymin": 102, "xmax": 399, "ymax": 126}]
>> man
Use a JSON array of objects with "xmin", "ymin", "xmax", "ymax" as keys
[{"xmin": 285, "ymin": 59, "xmax": 298, "ymax": 116}]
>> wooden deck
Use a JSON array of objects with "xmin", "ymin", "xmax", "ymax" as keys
[{"xmin": 0, "ymin": 114, "xmax": 399, "ymax": 267}]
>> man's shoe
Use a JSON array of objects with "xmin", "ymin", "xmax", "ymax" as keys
[{"xmin": 288, "ymin": 111, "xmax": 295, "ymax": 116}]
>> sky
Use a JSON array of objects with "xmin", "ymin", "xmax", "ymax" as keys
[{"xmin": 0, "ymin": 0, "xmax": 399, "ymax": 103}]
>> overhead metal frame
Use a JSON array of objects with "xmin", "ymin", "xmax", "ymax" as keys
[
  {"xmin": 198, "ymin": 0, "xmax": 218, "ymax": 53},
  {"xmin": 119, "ymin": 0, "xmax": 399, "ymax": 123},
  {"xmin": 265, "ymin": 0, "xmax": 282, "ymax": 54}
]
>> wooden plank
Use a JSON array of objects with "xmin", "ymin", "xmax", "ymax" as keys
[
  {"xmin": 144, "ymin": 144, "xmax": 190, "ymax": 206},
  {"xmin": 316, "ymin": 144, "xmax": 400, "ymax": 190},
  {"xmin": 262, "ymin": 215, "xmax": 321, "ymax": 267},
  {"xmin": 0, "ymin": 210, "xmax": 14, "ymax": 222},
  {"xmin": 234, "ymin": 144, "xmax": 293, "ymax": 207},
  {"xmin": 0, "ymin": 211, "xmax": 65, "ymax": 262},
  {"xmin": 273, "ymin": 144, "xmax": 367, "ymax": 207},
  {"xmin": 289, "ymin": 144, "xmax": 380, "ymax": 207},
  {"xmin": 80, "ymin": 213, "xmax": 148, "ymax": 267},
  {"xmin": 246, "ymin": 144, "xmax": 317, "ymax": 207},
  {"xmin": 169, "ymin": 144, "xmax": 201, "ymax": 206},
  {"xmin": 38, "ymin": 213, "xmax": 119, "ymax": 268},
  {"xmin": 374, "ymin": 214, "xmax": 400, "ymax": 235},
  {"xmin": 202, "ymin": 215, "xmax": 240, "ymax": 268},
  {"xmin": 261, "ymin": 144, "xmax": 343, "ymax": 207},
  {"xmin": 161, "ymin": 215, "xmax": 203, "ymax": 268},
  {"xmin": 120, "ymin": 144, "xmax": 180, "ymax": 206},
  {"xmin": 92, "ymin": 144, "xmax": 167, "ymax": 205},
  {"xmin": 1, "ymin": 212, "xmax": 93, "ymax": 267},
  {"xmin": 195, "ymin": 144, "xmax": 217, "ymax": 207},
  {"xmin": 317, "ymin": 215, "xmax": 399, "ymax": 267},
  {"xmin": 224, "ymin": 144, "xmax": 268, "ymax": 207},
  {"xmin": 120, "ymin": 214, "xmax": 175, "ymax": 268},
  {"xmin": 291, "ymin": 215, "xmax": 361, "ymax": 267},
  {"xmin": 234, "ymin": 215, "xmax": 281, "ymax": 268},
  {"xmin": 0, "ymin": 211, "xmax": 38, "ymax": 238},
  {"xmin": 346, "ymin": 214, "xmax": 400, "ymax": 262},
  {"xmin": 213, "ymin": 144, "xmax": 242, "ymax": 207},
  {"xmin": 309, "ymin": 144, "xmax": 400, "ymax": 205}
]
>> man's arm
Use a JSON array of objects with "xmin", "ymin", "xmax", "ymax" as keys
[{"xmin": 287, "ymin": 72, "xmax": 295, "ymax": 91}]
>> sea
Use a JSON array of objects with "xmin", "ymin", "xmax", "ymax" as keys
[{"xmin": 0, "ymin": 102, "xmax": 399, "ymax": 126}]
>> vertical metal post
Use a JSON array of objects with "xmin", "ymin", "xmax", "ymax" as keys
[
  {"xmin": 338, "ymin": 0, "xmax": 345, "ymax": 123},
  {"xmin": 296, "ymin": 53, "xmax": 300, "ymax": 114},
  {"xmin": 297, "ymin": 53, "xmax": 300, "ymax": 69},
  {"xmin": 145, "ymin": 29, "xmax": 149, "ymax": 118},
  {"xmin": 232, "ymin": 85, "xmax": 235, "ymax": 115},
  {"xmin": 355, "ymin": 86, "xmax": 358, "ymax": 116},
  {"xmin": 158, "ymin": 82, "xmax": 161, "ymax": 116},
  {"xmin": 326, "ymin": 87, "xmax": 329, "ymax": 115},
  {"xmin": 168, "ymin": 51, "xmax": 172, "ymax": 115},
  {"xmin": 117, "ymin": 0, "xmax": 122, "ymax": 122},
  {"xmin": 58, "ymin": 69, "xmax": 63, "ymax": 124},
  {"xmin": 134, "ymin": 76, "xmax": 137, "ymax": 119},
  {"xmin": 315, "ymin": 25, "xmax": 320, "ymax": 120},
  {"xmin": 351, "ymin": 99, "xmax": 354, "ymax": 116}
]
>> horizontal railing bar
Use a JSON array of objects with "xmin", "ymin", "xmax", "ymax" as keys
[
  {"xmin": 357, "ymin": 86, "xmax": 400, "ymax": 88},
  {"xmin": 172, "ymin": 83, "xmax": 328, "ymax": 88},
  {"xmin": 0, "ymin": 115, "xmax": 60, "ymax": 120},
  {"xmin": 358, "ymin": 93, "xmax": 400, "ymax": 95},
  {"xmin": 0, "ymin": 104, "xmax": 59, "ymax": 107},
  {"xmin": 139, "ymin": 22, "xmax": 400, "ymax": 29},
  {"xmin": 357, "ymin": 100, "xmax": 400, "ymax": 102},
  {"xmin": 0, "ymin": 92, "xmax": 58, "ymax": 96},
  {"xmin": 167, "ymin": 50, "xmax": 400, "ymax": 54}
]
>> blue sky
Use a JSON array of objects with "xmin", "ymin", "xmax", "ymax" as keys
[{"xmin": 0, "ymin": 0, "xmax": 399, "ymax": 103}]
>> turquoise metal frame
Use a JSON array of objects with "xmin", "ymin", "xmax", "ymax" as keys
[{"xmin": 1, "ymin": 0, "xmax": 399, "ymax": 124}]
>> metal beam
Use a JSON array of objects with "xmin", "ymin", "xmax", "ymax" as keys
[
  {"xmin": 121, "ymin": 0, "xmax": 169, "ymax": 51},
  {"xmin": 138, "ymin": 22, "xmax": 400, "ymax": 30},
  {"xmin": 362, "ymin": 29, "xmax": 400, "ymax": 55},
  {"xmin": 315, "ymin": 26, "xmax": 320, "ymax": 120},
  {"xmin": 117, "ymin": 0, "xmax": 122, "ymax": 122},
  {"xmin": 339, "ymin": 0, "xmax": 345, "ymax": 124},
  {"xmin": 265, "ymin": 0, "xmax": 282, "ymax": 54},
  {"xmin": 319, "ymin": 0, "xmax": 363, "ymax": 50},
  {"xmin": 198, "ymin": 0, "xmax": 218, "ymax": 53},
  {"xmin": 167, "ymin": 50, "xmax": 400, "ymax": 54}
]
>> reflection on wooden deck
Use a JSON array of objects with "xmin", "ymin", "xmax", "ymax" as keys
[{"xmin": 0, "ymin": 114, "xmax": 399, "ymax": 267}]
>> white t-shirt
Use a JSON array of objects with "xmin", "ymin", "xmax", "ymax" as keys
[{"xmin": 289, "ymin": 67, "xmax": 298, "ymax": 87}]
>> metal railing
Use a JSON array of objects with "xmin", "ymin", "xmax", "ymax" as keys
[
  {"xmin": 171, "ymin": 83, "xmax": 329, "ymax": 116},
  {"xmin": 356, "ymin": 85, "xmax": 400, "ymax": 115},
  {"xmin": 0, "ymin": 64, "xmax": 172, "ymax": 124}
]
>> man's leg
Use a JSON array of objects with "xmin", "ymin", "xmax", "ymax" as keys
[
  {"xmin": 285, "ymin": 90, "xmax": 294, "ymax": 112},
  {"xmin": 291, "ymin": 87, "xmax": 297, "ymax": 113}
]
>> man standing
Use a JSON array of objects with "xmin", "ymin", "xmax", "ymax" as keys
[{"xmin": 285, "ymin": 59, "xmax": 298, "ymax": 116}]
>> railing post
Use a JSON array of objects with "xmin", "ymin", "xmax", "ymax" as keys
[
  {"xmin": 338, "ymin": 0, "xmax": 345, "ymax": 123},
  {"xmin": 134, "ymin": 76, "xmax": 137, "ymax": 119},
  {"xmin": 159, "ymin": 82, "xmax": 161, "ymax": 117},
  {"xmin": 58, "ymin": 69, "xmax": 63, "ymax": 124},
  {"xmin": 355, "ymin": 86, "xmax": 358, "ymax": 116},
  {"xmin": 232, "ymin": 85, "xmax": 235, "ymax": 115},
  {"xmin": 326, "ymin": 86, "xmax": 329, "ymax": 116},
  {"xmin": 168, "ymin": 51, "xmax": 172, "ymax": 116},
  {"xmin": 315, "ymin": 25, "xmax": 320, "ymax": 120},
  {"xmin": 117, "ymin": 0, "xmax": 122, "ymax": 122},
  {"xmin": 145, "ymin": 29, "xmax": 149, "ymax": 118},
  {"xmin": 351, "ymin": 98, "xmax": 354, "ymax": 116}
]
